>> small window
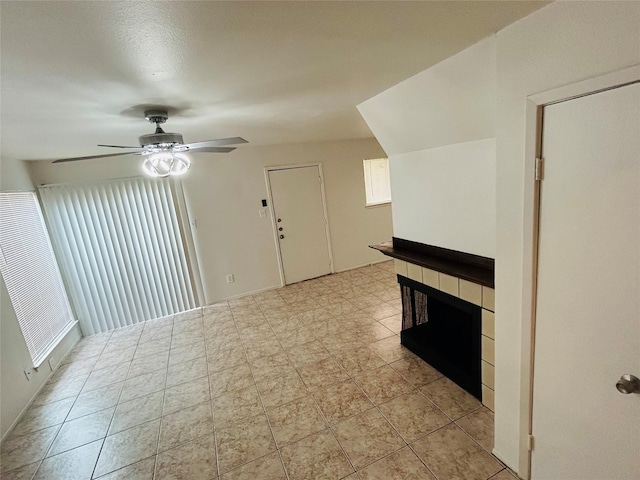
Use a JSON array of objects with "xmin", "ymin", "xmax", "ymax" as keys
[
  {"xmin": 363, "ymin": 157, "xmax": 391, "ymax": 206},
  {"xmin": 0, "ymin": 192, "xmax": 76, "ymax": 367}
]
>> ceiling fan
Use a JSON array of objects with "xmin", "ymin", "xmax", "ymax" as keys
[{"xmin": 53, "ymin": 109, "xmax": 248, "ymax": 177}]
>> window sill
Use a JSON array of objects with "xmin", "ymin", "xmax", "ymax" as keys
[{"xmin": 365, "ymin": 201, "xmax": 391, "ymax": 208}]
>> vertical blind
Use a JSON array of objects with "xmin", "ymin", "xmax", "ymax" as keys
[
  {"xmin": 39, "ymin": 177, "xmax": 196, "ymax": 335},
  {"xmin": 0, "ymin": 192, "xmax": 76, "ymax": 367}
]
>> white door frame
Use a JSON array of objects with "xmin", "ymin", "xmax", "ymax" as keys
[
  {"xmin": 264, "ymin": 163, "xmax": 334, "ymax": 287},
  {"xmin": 518, "ymin": 65, "xmax": 640, "ymax": 479}
]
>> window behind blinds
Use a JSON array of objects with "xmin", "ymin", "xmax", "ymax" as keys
[
  {"xmin": 0, "ymin": 192, "xmax": 77, "ymax": 367},
  {"xmin": 38, "ymin": 177, "xmax": 197, "ymax": 335}
]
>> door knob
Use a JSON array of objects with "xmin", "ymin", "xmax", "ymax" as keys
[
  {"xmin": 279, "ymin": 235, "xmax": 285, "ymax": 239},
  {"xmin": 616, "ymin": 374, "xmax": 640, "ymax": 394}
]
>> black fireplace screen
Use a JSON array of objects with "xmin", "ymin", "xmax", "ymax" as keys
[{"xmin": 398, "ymin": 275, "xmax": 482, "ymax": 399}]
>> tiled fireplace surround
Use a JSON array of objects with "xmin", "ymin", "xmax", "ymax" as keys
[{"xmin": 372, "ymin": 239, "xmax": 495, "ymax": 412}]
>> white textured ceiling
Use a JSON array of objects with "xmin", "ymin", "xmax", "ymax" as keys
[{"xmin": 0, "ymin": 1, "xmax": 545, "ymax": 162}]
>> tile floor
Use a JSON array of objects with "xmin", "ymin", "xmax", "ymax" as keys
[{"xmin": 0, "ymin": 261, "xmax": 516, "ymax": 480}]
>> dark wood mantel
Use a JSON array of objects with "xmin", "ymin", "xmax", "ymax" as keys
[{"xmin": 370, "ymin": 237, "xmax": 494, "ymax": 288}]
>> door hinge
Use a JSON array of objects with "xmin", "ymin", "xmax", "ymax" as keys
[
  {"xmin": 535, "ymin": 157, "xmax": 544, "ymax": 181},
  {"xmin": 318, "ymin": 176, "xmax": 322, "ymax": 184},
  {"xmin": 527, "ymin": 434, "xmax": 535, "ymax": 451}
]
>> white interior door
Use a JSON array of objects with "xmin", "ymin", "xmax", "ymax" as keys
[
  {"xmin": 268, "ymin": 165, "xmax": 332, "ymax": 285},
  {"xmin": 531, "ymin": 83, "xmax": 639, "ymax": 479}
]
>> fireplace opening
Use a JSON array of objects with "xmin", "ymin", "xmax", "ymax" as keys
[{"xmin": 399, "ymin": 275, "xmax": 482, "ymax": 399}]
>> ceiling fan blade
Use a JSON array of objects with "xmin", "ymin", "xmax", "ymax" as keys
[
  {"xmin": 183, "ymin": 137, "xmax": 248, "ymax": 149},
  {"xmin": 98, "ymin": 144, "xmax": 143, "ymax": 149},
  {"xmin": 186, "ymin": 146, "xmax": 236, "ymax": 154},
  {"xmin": 52, "ymin": 151, "xmax": 141, "ymax": 163}
]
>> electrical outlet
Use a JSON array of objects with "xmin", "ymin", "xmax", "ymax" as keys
[
  {"xmin": 48, "ymin": 357, "xmax": 56, "ymax": 371},
  {"xmin": 24, "ymin": 368, "xmax": 33, "ymax": 381},
  {"xmin": 226, "ymin": 274, "xmax": 234, "ymax": 284}
]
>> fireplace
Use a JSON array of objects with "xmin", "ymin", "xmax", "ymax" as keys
[
  {"xmin": 370, "ymin": 238, "xmax": 495, "ymax": 410},
  {"xmin": 399, "ymin": 275, "xmax": 482, "ymax": 399}
]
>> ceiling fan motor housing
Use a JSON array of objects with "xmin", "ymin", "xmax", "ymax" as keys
[{"xmin": 138, "ymin": 132, "xmax": 184, "ymax": 148}]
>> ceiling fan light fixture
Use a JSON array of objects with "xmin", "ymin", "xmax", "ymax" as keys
[{"xmin": 142, "ymin": 151, "xmax": 190, "ymax": 178}]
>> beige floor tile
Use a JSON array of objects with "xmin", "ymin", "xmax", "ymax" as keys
[
  {"xmin": 297, "ymin": 357, "xmax": 350, "ymax": 391},
  {"xmin": 158, "ymin": 402, "xmax": 213, "ymax": 452},
  {"xmin": 82, "ymin": 363, "xmax": 130, "ymax": 393},
  {"xmin": 49, "ymin": 407, "xmax": 114, "ymax": 455},
  {"xmin": 127, "ymin": 350, "xmax": 169, "ymax": 379},
  {"xmin": 411, "ymin": 424, "xmax": 502, "ymax": 480},
  {"xmin": 165, "ymin": 354, "xmax": 207, "ymax": 387},
  {"xmin": 312, "ymin": 380, "xmax": 374, "ymax": 425},
  {"xmin": 420, "ymin": 377, "xmax": 482, "ymax": 420},
  {"xmin": 280, "ymin": 430, "xmax": 353, "ymax": 480},
  {"xmin": 333, "ymin": 408, "xmax": 405, "ymax": 469},
  {"xmin": 358, "ymin": 446, "xmax": 436, "ymax": 479},
  {"xmin": 93, "ymin": 419, "xmax": 160, "ymax": 478},
  {"xmin": 211, "ymin": 384, "xmax": 263, "ymax": 428},
  {"xmin": 256, "ymin": 370, "xmax": 307, "ymax": 409},
  {"xmin": 94, "ymin": 346, "xmax": 136, "ymax": 370},
  {"xmin": 379, "ymin": 314, "xmax": 402, "ymax": 334},
  {"xmin": 456, "ymin": 407, "xmax": 495, "ymax": 452},
  {"xmin": 356, "ymin": 322, "xmax": 397, "ymax": 343},
  {"xmin": 352, "ymin": 364, "xmax": 413, "ymax": 405},
  {"xmin": 248, "ymin": 352, "xmax": 295, "ymax": 380},
  {"xmin": 67, "ymin": 382, "xmax": 123, "ymax": 421},
  {"xmin": 286, "ymin": 340, "xmax": 331, "ymax": 367},
  {"xmin": 219, "ymin": 451, "xmax": 286, "ymax": 480},
  {"xmin": 368, "ymin": 335, "xmax": 411, "ymax": 363},
  {"xmin": 244, "ymin": 339, "xmax": 285, "ymax": 362},
  {"xmin": 155, "ymin": 434, "xmax": 217, "ymax": 480},
  {"xmin": 171, "ymin": 317, "xmax": 203, "ymax": 335},
  {"xmin": 162, "ymin": 376, "xmax": 211, "ymax": 416},
  {"xmin": 215, "ymin": 413, "xmax": 276, "ymax": 474},
  {"xmin": 138, "ymin": 324, "xmax": 173, "ymax": 344},
  {"xmin": 276, "ymin": 327, "xmax": 315, "ymax": 350},
  {"xmin": 47, "ymin": 361, "xmax": 94, "ymax": 385},
  {"xmin": 267, "ymin": 315, "xmax": 304, "ymax": 334},
  {"xmin": 0, "ymin": 426, "xmax": 59, "ymax": 473},
  {"xmin": 119, "ymin": 369, "xmax": 166, "ymax": 403},
  {"xmin": 378, "ymin": 391, "xmax": 450, "ymax": 443},
  {"xmin": 93, "ymin": 456, "xmax": 155, "ymax": 480},
  {"xmin": 209, "ymin": 362, "xmax": 255, "ymax": 398},
  {"xmin": 133, "ymin": 338, "xmax": 171, "ymax": 361},
  {"xmin": 10, "ymin": 397, "xmax": 75, "ymax": 438},
  {"xmin": 389, "ymin": 357, "xmax": 443, "ymax": 387},
  {"xmin": 34, "ymin": 439, "xmax": 102, "ymax": 480},
  {"xmin": 109, "ymin": 392, "xmax": 163, "ymax": 435},
  {"xmin": 205, "ymin": 330, "xmax": 243, "ymax": 351},
  {"xmin": 170, "ymin": 329, "xmax": 204, "ymax": 350},
  {"xmin": 175, "ymin": 308, "xmax": 203, "ymax": 321},
  {"xmin": 0, "ymin": 461, "xmax": 40, "ymax": 480},
  {"xmin": 168, "ymin": 338, "xmax": 206, "ymax": 364},
  {"xmin": 204, "ymin": 318, "xmax": 237, "ymax": 338},
  {"xmin": 207, "ymin": 345, "xmax": 248, "ymax": 373},
  {"xmin": 267, "ymin": 396, "xmax": 328, "ymax": 447},
  {"xmin": 32, "ymin": 376, "xmax": 86, "ymax": 406},
  {"xmin": 334, "ymin": 346, "xmax": 386, "ymax": 375}
]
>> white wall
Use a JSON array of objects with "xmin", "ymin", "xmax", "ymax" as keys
[
  {"xmin": 0, "ymin": 157, "xmax": 82, "ymax": 439},
  {"xmin": 358, "ymin": 36, "xmax": 495, "ymax": 156},
  {"xmin": 28, "ymin": 138, "xmax": 392, "ymax": 304},
  {"xmin": 358, "ymin": 37, "xmax": 496, "ymax": 258},
  {"xmin": 390, "ymin": 139, "xmax": 495, "ymax": 257},
  {"xmin": 494, "ymin": 1, "xmax": 640, "ymax": 472}
]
